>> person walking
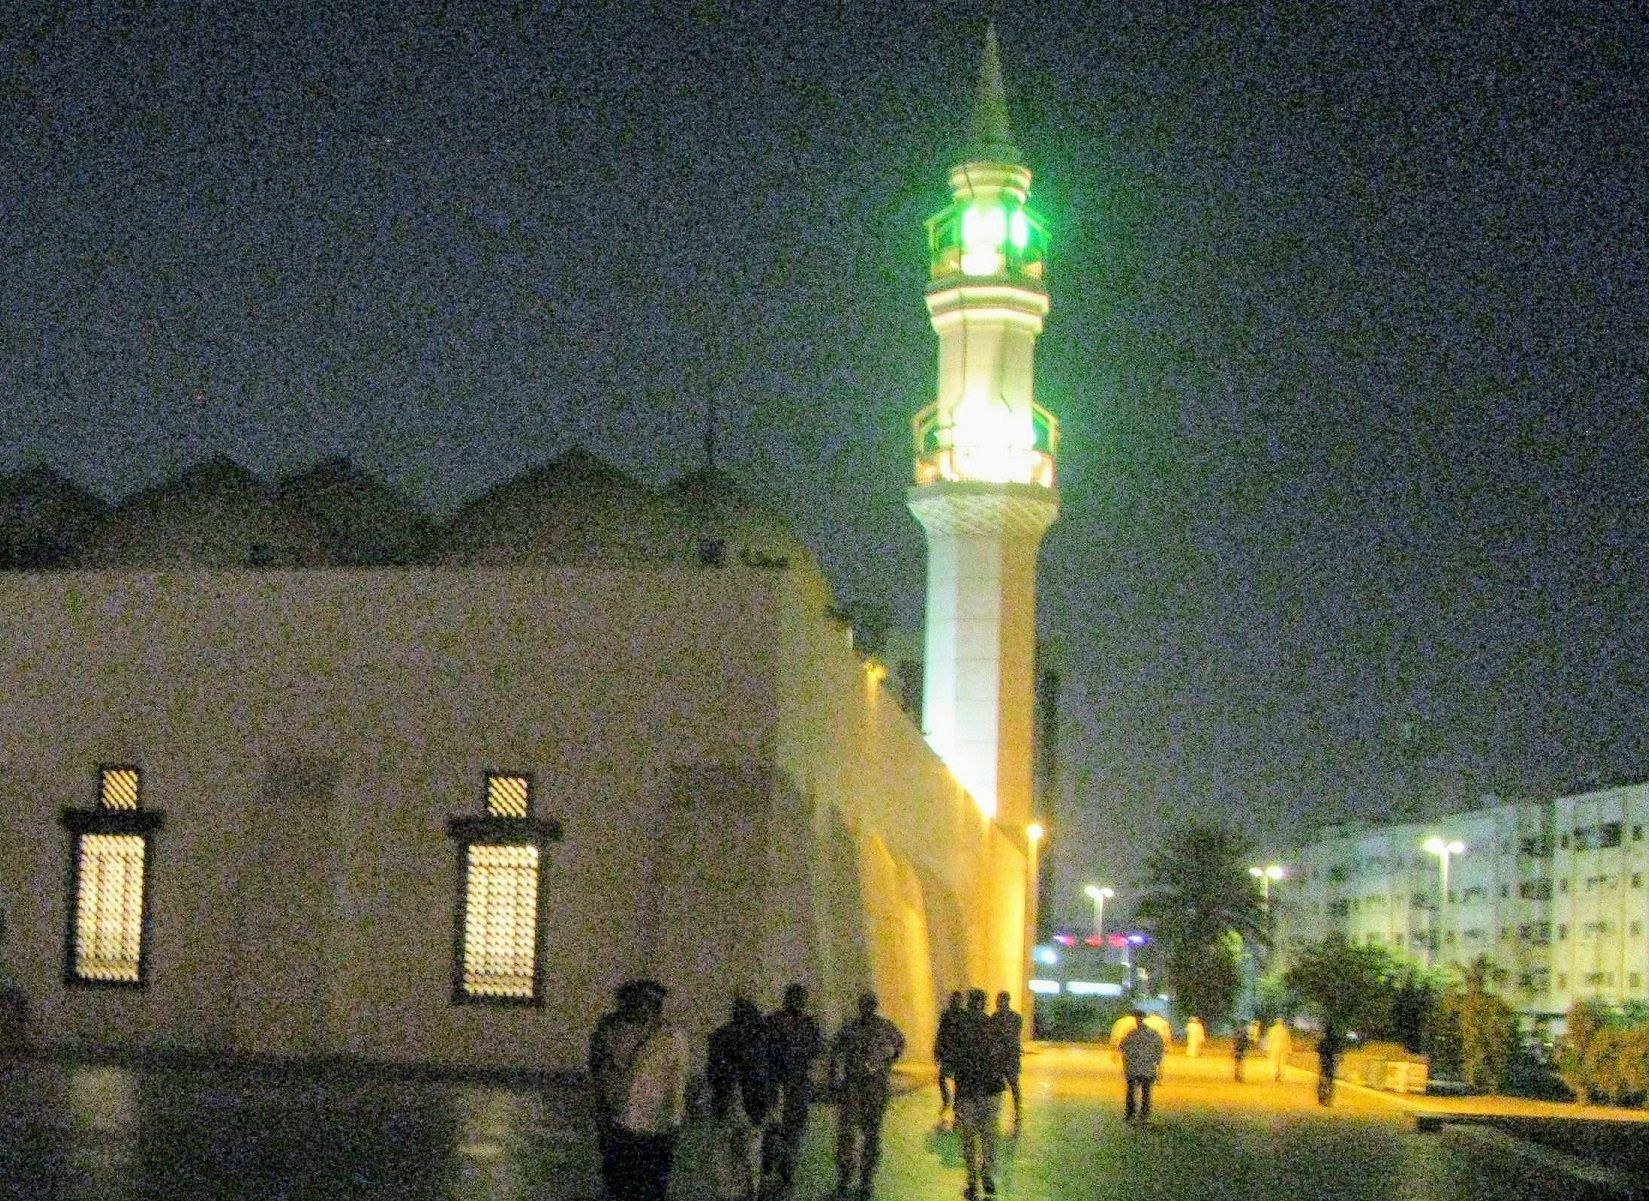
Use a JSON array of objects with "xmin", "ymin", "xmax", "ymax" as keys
[
  {"xmin": 934, "ymin": 991, "xmax": 964, "ymax": 1130},
  {"xmin": 707, "ymin": 996, "xmax": 776, "ymax": 1201},
  {"xmin": 762, "ymin": 983, "xmax": 823, "ymax": 1200},
  {"xmin": 952, "ymin": 989, "xmax": 1009, "ymax": 1199},
  {"xmin": 1232, "ymin": 1022, "xmax": 1250, "ymax": 1082},
  {"xmin": 829, "ymin": 992, "xmax": 905, "ymax": 1200},
  {"xmin": 1118, "ymin": 1009, "xmax": 1165, "ymax": 1124},
  {"xmin": 1263, "ymin": 1018, "xmax": 1293, "ymax": 1082},
  {"xmin": 587, "ymin": 979, "xmax": 689, "ymax": 1201},
  {"xmin": 1184, "ymin": 1016, "xmax": 1206, "ymax": 1059},
  {"xmin": 1317, "ymin": 1022, "xmax": 1344, "ymax": 1107},
  {"xmin": 1108, "ymin": 1010, "xmax": 1138, "ymax": 1066},
  {"xmin": 989, "ymin": 991, "xmax": 1023, "ymax": 1134}
]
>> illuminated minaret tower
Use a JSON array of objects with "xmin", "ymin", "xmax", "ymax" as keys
[{"xmin": 909, "ymin": 26, "xmax": 1058, "ymax": 828}]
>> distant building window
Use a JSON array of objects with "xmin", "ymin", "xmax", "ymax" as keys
[
  {"xmin": 1634, "ymin": 825, "xmax": 1643, "ymax": 842},
  {"xmin": 1634, "ymin": 874, "xmax": 1643, "ymax": 889},
  {"xmin": 63, "ymin": 766, "xmax": 164, "ymax": 987},
  {"xmin": 1559, "ymin": 924, "xmax": 1568, "ymax": 941},
  {"xmin": 1558, "ymin": 973, "xmax": 1568, "ymax": 990},
  {"xmin": 1559, "ymin": 878, "xmax": 1569, "ymax": 894},
  {"xmin": 1601, "ymin": 822, "xmax": 1623, "ymax": 848},
  {"xmin": 1633, "ymin": 921, "xmax": 1644, "ymax": 938},
  {"xmin": 448, "ymin": 772, "xmax": 561, "ymax": 1005}
]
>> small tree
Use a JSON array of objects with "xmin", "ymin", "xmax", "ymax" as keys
[
  {"xmin": 1557, "ymin": 1000, "xmax": 1609, "ymax": 1104},
  {"xmin": 1136, "ymin": 821, "xmax": 1268, "ymax": 1025},
  {"xmin": 1442, "ymin": 958, "xmax": 1518, "ymax": 1091},
  {"xmin": 1284, "ymin": 934, "xmax": 1395, "ymax": 1034}
]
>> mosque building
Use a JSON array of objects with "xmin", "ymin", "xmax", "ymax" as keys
[{"xmin": 0, "ymin": 29, "xmax": 1059, "ymax": 1072}]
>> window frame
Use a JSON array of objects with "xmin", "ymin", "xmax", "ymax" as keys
[
  {"xmin": 447, "ymin": 771, "xmax": 562, "ymax": 1008},
  {"xmin": 61, "ymin": 764, "xmax": 164, "ymax": 990}
]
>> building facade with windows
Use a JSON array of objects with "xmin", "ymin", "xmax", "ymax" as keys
[
  {"xmin": 1277, "ymin": 783, "xmax": 1649, "ymax": 1024},
  {"xmin": 0, "ymin": 454, "xmax": 1032, "ymax": 1073}
]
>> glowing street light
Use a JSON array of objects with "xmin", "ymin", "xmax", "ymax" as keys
[
  {"xmin": 1248, "ymin": 864, "xmax": 1284, "ymax": 906},
  {"xmin": 1424, "ymin": 838, "xmax": 1465, "ymax": 966},
  {"xmin": 1083, "ymin": 884, "xmax": 1115, "ymax": 942}
]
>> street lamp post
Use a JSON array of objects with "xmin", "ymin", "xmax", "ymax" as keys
[
  {"xmin": 1245, "ymin": 865, "xmax": 1284, "ymax": 1016},
  {"xmin": 1083, "ymin": 884, "xmax": 1114, "ymax": 943},
  {"xmin": 1023, "ymin": 822, "xmax": 1045, "ymax": 1044},
  {"xmin": 1248, "ymin": 864, "xmax": 1284, "ymax": 909},
  {"xmin": 1423, "ymin": 838, "xmax": 1465, "ymax": 967}
]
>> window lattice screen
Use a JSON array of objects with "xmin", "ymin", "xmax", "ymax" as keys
[
  {"xmin": 74, "ymin": 834, "xmax": 146, "ymax": 982},
  {"xmin": 485, "ymin": 774, "xmax": 530, "ymax": 818},
  {"xmin": 462, "ymin": 844, "xmax": 540, "ymax": 999},
  {"xmin": 99, "ymin": 768, "xmax": 140, "ymax": 811}
]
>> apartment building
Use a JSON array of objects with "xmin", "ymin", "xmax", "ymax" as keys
[{"xmin": 1278, "ymin": 784, "xmax": 1649, "ymax": 1023}]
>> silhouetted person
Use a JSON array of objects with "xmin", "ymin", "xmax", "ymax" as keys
[
  {"xmin": 934, "ymin": 991, "xmax": 963, "ymax": 1128},
  {"xmin": 990, "ymin": 991, "xmax": 1023, "ymax": 1133},
  {"xmin": 708, "ymin": 996, "xmax": 776, "ymax": 1201},
  {"xmin": 588, "ymin": 979, "xmax": 688, "ymax": 1201},
  {"xmin": 1119, "ymin": 1008, "xmax": 1165, "ymax": 1123},
  {"xmin": 1232, "ymin": 1023, "xmax": 1250, "ymax": 1082},
  {"xmin": 1317, "ymin": 1023, "xmax": 1344, "ymax": 1106},
  {"xmin": 953, "ymin": 989, "xmax": 1009, "ymax": 1198},
  {"xmin": 829, "ymin": 992, "xmax": 905, "ymax": 1199},
  {"xmin": 762, "ymin": 983, "xmax": 823, "ymax": 1200}
]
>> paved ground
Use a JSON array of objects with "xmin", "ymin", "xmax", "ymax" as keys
[{"xmin": 1, "ymin": 1045, "xmax": 1643, "ymax": 1200}]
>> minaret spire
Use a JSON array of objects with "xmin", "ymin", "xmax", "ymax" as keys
[{"xmin": 969, "ymin": 21, "xmax": 1016, "ymax": 153}]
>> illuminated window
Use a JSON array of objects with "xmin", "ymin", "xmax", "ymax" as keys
[
  {"xmin": 448, "ymin": 772, "xmax": 561, "ymax": 1005},
  {"xmin": 62, "ymin": 766, "xmax": 164, "ymax": 988},
  {"xmin": 485, "ymin": 773, "xmax": 530, "ymax": 818}
]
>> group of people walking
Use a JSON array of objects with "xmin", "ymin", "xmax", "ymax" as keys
[
  {"xmin": 933, "ymin": 989, "xmax": 1025, "ymax": 1200},
  {"xmin": 587, "ymin": 980, "xmax": 1347, "ymax": 1201},
  {"xmin": 1122, "ymin": 1012, "xmax": 1345, "ymax": 1115},
  {"xmin": 587, "ymin": 979, "xmax": 906, "ymax": 1201}
]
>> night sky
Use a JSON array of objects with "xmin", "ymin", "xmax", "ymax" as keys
[{"xmin": 2, "ymin": 1, "xmax": 1645, "ymax": 925}]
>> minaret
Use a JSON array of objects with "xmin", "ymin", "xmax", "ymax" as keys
[{"xmin": 908, "ymin": 25, "xmax": 1059, "ymax": 828}]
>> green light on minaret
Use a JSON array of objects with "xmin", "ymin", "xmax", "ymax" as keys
[
  {"xmin": 930, "ymin": 199, "xmax": 1046, "ymax": 281},
  {"xmin": 1009, "ymin": 209, "xmax": 1030, "ymax": 251}
]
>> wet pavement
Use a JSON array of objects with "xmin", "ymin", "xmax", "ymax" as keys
[{"xmin": 0, "ymin": 1045, "xmax": 1638, "ymax": 1200}]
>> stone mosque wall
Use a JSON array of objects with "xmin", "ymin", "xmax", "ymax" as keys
[{"xmin": 0, "ymin": 559, "xmax": 1020, "ymax": 1073}]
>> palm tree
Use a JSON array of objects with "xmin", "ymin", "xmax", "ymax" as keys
[{"xmin": 1134, "ymin": 821, "xmax": 1269, "ymax": 1021}]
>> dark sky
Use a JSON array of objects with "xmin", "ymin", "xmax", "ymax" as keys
[{"xmin": 2, "ymin": 1, "xmax": 1645, "ymax": 925}]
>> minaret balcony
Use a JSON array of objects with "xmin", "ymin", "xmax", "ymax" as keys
[{"xmin": 912, "ymin": 400, "xmax": 1058, "ymax": 488}]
